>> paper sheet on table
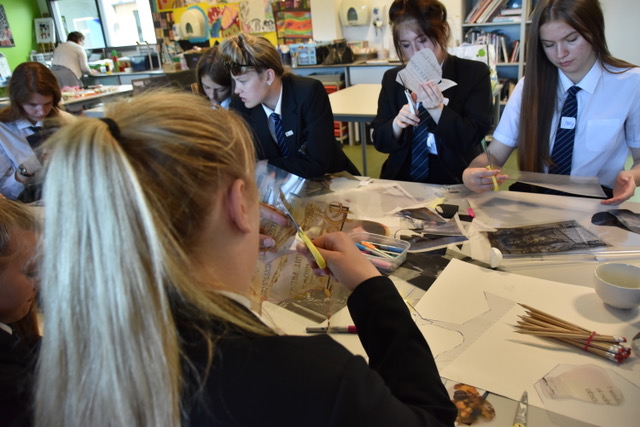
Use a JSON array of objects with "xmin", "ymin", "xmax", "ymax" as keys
[
  {"xmin": 414, "ymin": 258, "xmax": 640, "ymax": 425},
  {"xmin": 396, "ymin": 48, "xmax": 457, "ymax": 93},
  {"xmin": 504, "ymin": 169, "xmax": 606, "ymax": 198}
]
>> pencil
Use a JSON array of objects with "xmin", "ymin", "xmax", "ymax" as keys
[
  {"xmin": 480, "ymin": 139, "xmax": 499, "ymax": 192},
  {"xmin": 514, "ymin": 303, "xmax": 631, "ymax": 363}
]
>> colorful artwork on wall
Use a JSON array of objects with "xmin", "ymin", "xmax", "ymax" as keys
[
  {"xmin": 0, "ymin": 5, "xmax": 15, "ymax": 48},
  {"xmin": 240, "ymin": 0, "xmax": 276, "ymax": 34},
  {"xmin": 207, "ymin": 4, "xmax": 242, "ymax": 39},
  {"xmin": 274, "ymin": 10, "xmax": 312, "ymax": 45}
]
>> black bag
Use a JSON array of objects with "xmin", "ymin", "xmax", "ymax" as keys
[{"xmin": 322, "ymin": 43, "xmax": 354, "ymax": 65}]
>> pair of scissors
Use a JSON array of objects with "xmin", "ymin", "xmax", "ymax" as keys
[
  {"xmin": 512, "ymin": 391, "xmax": 528, "ymax": 427},
  {"xmin": 398, "ymin": 74, "xmax": 416, "ymax": 115},
  {"xmin": 278, "ymin": 190, "xmax": 326, "ymax": 269}
]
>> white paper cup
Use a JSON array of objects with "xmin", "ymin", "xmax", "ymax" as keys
[{"xmin": 593, "ymin": 263, "xmax": 640, "ymax": 309}]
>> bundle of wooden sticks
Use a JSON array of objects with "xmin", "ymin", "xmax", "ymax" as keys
[{"xmin": 514, "ymin": 303, "xmax": 631, "ymax": 363}]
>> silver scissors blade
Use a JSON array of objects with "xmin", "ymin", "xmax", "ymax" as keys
[{"xmin": 512, "ymin": 391, "xmax": 528, "ymax": 427}]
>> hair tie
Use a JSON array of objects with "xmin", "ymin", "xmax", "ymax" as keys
[{"xmin": 99, "ymin": 117, "xmax": 121, "ymax": 140}]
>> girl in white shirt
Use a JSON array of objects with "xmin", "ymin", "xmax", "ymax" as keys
[
  {"xmin": 463, "ymin": 0, "xmax": 640, "ymax": 205},
  {"xmin": 0, "ymin": 62, "xmax": 73, "ymax": 200}
]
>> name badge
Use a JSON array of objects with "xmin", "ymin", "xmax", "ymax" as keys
[
  {"xmin": 560, "ymin": 116, "xmax": 576, "ymax": 130},
  {"xmin": 285, "ymin": 130, "xmax": 294, "ymax": 137}
]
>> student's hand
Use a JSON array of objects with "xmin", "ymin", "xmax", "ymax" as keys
[
  {"xmin": 463, "ymin": 167, "xmax": 509, "ymax": 193},
  {"xmin": 415, "ymin": 81, "xmax": 445, "ymax": 110},
  {"xmin": 259, "ymin": 204, "xmax": 290, "ymax": 261},
  {"xmin": 392, "ymin": 103, "xmax": 420, "ymax": 137},
  {"xmin": 296, "ymin": 232, "xmax": 380, "ymax": 291},
  {"xmin": 601, "ymin": 172, "xmax": 636, "ymax": 205}
]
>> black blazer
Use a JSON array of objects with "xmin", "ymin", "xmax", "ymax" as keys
[
  {"xmin": 371, "ymin": 55, "xmax": 492, "ymax": 184},
  {"xmin": 0, "ymin": 329, "xmax": 38, "ymax": 427},
  {"xmin": 180, "ymin": 276, "xmax": 457, "ymax": 426},
  {"xmin": 231, "ymin": 73, "xmax": 359, "ymax": 179}
]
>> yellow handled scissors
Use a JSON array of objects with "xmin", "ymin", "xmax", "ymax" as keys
[{"xmin": 278, "ymin": 190, "xmax": 327, "ymax": 269}]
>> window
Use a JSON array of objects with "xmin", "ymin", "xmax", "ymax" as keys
[{"xmin": 48, "ymin": 0, "xmax": 156, "ymax": 49}]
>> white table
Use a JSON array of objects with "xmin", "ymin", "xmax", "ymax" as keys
[
  {"xmin": 262, "ymin": 180, "xmax": 640, "ymax": 426},
  {"xmin": 328, "ymin": 84, "xmax": 381, "ymax": 176},
  {"xmin": 61, "ymin": 84, "xmax": 133, "ymax": 113}
]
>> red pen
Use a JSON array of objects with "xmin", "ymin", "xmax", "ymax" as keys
[{"xmin": 465, "ymin": 200, "xmax": 476, "ymax": 218}]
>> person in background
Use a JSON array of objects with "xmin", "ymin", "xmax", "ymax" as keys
[
  {"xmin": 0, "ymin": 62, "xmax": 73, "ymax": 201},
  {"xmin": 51, "ymin": 31, "xmax": 98, "ymax": 88},
  {"xmin": 463, "ymin": 0, "xmax": 640, "ymax": 205},
  {"xmin": 195, "ymin": 45, "xmax": 232, "ymax": 109},
  {"xmin": 371, "ymin": 0, "xmax": 492, "ymax": 184},
  {"xmin": 220, "ymin": 33, "xmax": 359, "ymax": 179},
  {"xmin": 0, "ymin": 199, "xmax": 41, "ymax": 427},
  {"xmin": 34, "ymin": 91, "xmax": 456, "ymax": 426}
]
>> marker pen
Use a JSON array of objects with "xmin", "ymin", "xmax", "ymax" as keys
[{"xmin": 306, "ymin": 326, "xmax": 358, "ymax": 334}]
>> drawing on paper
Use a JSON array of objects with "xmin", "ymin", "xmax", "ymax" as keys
[{"xmin": 487, "ymin": 220, "xmax": 609, "ymax": 255}]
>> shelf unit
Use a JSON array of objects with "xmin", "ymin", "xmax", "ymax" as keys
[{"xmin": 462, "ymin": 0, "xmax": 538, "ymax": 88}]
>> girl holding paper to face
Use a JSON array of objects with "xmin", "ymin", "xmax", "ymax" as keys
[
  {"xmin": 371, "ymin": 0, "xmax": 492, "ymax": 184},
  {"xmin": 463, "ymin": 0, "xmax": 640, "ymax": 205}
]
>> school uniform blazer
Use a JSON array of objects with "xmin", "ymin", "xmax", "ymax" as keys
[
  {"xmin": 0, "ymin": 329, "xmax": 37, "ymax": 426},
  {"xmin": 231, "ymin": 73, "xmax": 359, "ymax": 179},
  {"xmin": 371, "ymin": 55, "xmax": 492, "ymax": 184},
  {"xmin": 180, "ymin": 276, "xmax": 457, "ymax": 426}
]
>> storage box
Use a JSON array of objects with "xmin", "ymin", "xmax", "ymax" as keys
[
  {"xmin": 130, "ymin": 53, "xmax": 160, "ymax": 71},
  {"xmin": 288, "ymin": 43, "xmax": 329, "ymax": 66},
  {"xmin": 349, "ymin": 232, "xmax": 410, "ymax": 274}
]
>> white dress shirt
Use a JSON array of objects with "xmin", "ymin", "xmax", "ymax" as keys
[
  {"xmin": 0, "ymin": 111, "xmax": 74, "ymax": 199},
  {"xmin": 0, "ymin": 119, "xmax": 43, "ymax": 199},
  {"xmin": 494, "ymin": 61, "xmax": 640, "ymax": 188}
]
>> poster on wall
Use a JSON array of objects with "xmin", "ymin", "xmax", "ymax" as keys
[
  {"xmin": 0, "ymin": 5, "xmax": 15, "ymax": 47},
  {"xmin": 240, "ymin": 0, "xmax": 276, "ymax": 34},
  {"xmin": 207, "ymin": 4, "xmax": 242, "ymax": 39},
  {"xmin": 35, "ymin": 18, "xmax": 56, "ymax": 44}
]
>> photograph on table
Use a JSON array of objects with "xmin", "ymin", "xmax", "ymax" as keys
[{"xmin": 486, "ymin": 220, "xmax": 609, "ymax": 256}]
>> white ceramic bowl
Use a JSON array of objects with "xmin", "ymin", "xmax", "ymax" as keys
[{"xmin": 593, "ymin": 263, "xmax": 640, "ymax": 309}]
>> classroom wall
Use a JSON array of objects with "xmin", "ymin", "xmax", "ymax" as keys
[
  {"xmin": 338, "ymin": 0, "xmax": 463, "ymax": 58},
  {"xmin": 601, "ymin": 0, "xmax": 640, "ymax": 66},
  {"xmin": 0, "ymin": 0, "xmax": 42, "ymax": 70},
  {"xmin": 337, "ymin": 0, "xmax": 638, "ymax": 64}
]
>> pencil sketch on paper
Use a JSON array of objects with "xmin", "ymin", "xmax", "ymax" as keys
[
  {"xmin": 240, "ymin": 0, "xmax": 276, "ymax": 34},
  {"xmin": 486, "ymin": 220, "xmax": 609, "ymax": 256}
]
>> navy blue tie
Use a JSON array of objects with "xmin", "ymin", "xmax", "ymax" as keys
[
  {"xmin": 549, "ymin": 86, "xmax": 581, "ymax": 175},
  {"xmin": 410, "ymin": 106, "xmax": 435, "ymax": 181},
  {"xmin": 271, "ymin": 113, "xmax": 290, "ymax": 158},
  {"xmin": 26, "ymin": 125, "xmax": 44, "ymax": 149}
]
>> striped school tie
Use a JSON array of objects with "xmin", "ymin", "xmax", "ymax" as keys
[
  {"xmin": 26, "ymin": 126, "xmax": 44, "ymax": 149},
  {"xmin": 549, "ymin": 86, "xmax": 581, "ymax": 175},
  {"xmin": 409, "ymin": 106, "xmax": 435, "ymax": 181},
  {"xmin": 271, "ymin": 113, "xmax": 290, "ymax": 158}
]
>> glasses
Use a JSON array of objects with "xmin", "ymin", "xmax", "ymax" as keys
[{"xmin": 221, "ymin": 55, "xmax": 253, "ymax": 75}]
